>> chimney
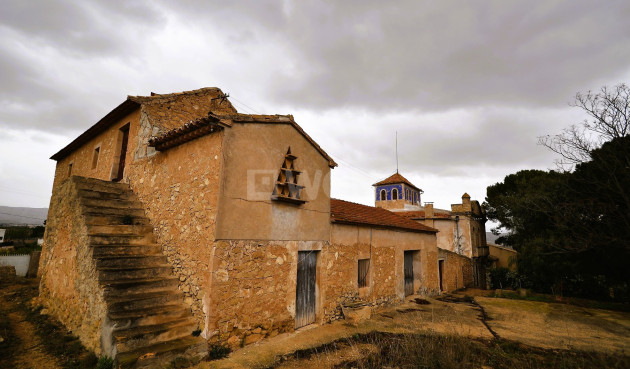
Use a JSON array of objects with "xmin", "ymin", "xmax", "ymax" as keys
[
  {"xmin": 425, "ymin": 202, "xmax": 434, "ymax": 218},
  {"xmin": 462, "ymin": 193, "xmax": 471, "ymax": 205}
]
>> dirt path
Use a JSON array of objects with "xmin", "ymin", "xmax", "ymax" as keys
[
  {"xmin": 0, "ymin": 283, "xmax": 62, "ymax": 369},
  {"xmin": 196, "ymin": 293, "xmax": 630, "ymax": 369},
  {"xmin": 199, "ymin": 296, "xmax": 493, "ymax": 369},
  {"xmin": 476, "ymin": 296, "xmax": 630, "ymax": 353}
]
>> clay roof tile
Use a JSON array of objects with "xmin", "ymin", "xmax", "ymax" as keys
[
  {"xmin": 330, "ymin": 199, "xmax": 437, "ymax": 233},
  {"xmin": 373, "ymin": 172, "xmax": 422, "ymax": 192}
]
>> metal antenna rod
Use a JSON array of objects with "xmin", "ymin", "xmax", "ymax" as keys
[{"xmin": 396, "ymin": 131, "xmax": 399, "ymax": 173}]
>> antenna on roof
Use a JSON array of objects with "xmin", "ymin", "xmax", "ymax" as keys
[
  {"xmin": 211, "ymin": 93, "xmax": 230, "ymax": 104},
  {"xmin": 396, "ymin": 131, "xmax": 399, "ymax": 173}
]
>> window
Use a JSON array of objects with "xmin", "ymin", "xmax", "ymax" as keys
[
  {"xmin": 392, "ymin": 188, "xmax": 398, "ymax": 200},
  {"xmin": 67, "ymin": 162, "xmax": 73, "ymax": 177},
  {"xmin": 358, "ymin": 259, "xmax": 370, "ymax": 288},
  {"xmin": 380, "ymin": 189, "xmax": 386, "ymax": 201},
  {"xmin": 92, "ymin": 146, "xmax": 100, "ymax": 169}
]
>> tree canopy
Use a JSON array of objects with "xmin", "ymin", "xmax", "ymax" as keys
[{"xmin": 485, "ymin": 84, "xmax": 630, "ymax": 300}]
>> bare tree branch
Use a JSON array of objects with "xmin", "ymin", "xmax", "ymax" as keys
[{"xmin": 539, "ymin": 83, "xmax": 630, "ymax": 170}]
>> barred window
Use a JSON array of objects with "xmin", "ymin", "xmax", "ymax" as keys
[{"xmin": 358, "ymin": 259, "xmax": 370, "ymax": 288}]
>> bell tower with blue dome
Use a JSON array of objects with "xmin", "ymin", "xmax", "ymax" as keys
[{"xmin": 373, "ymin": 172, "xmax": 423, "ymax": 210}]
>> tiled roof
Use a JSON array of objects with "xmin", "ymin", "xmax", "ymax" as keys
[
  {"xmin": 330, "ymin": 199, "xmax": 437, "ymax": 233},
  {"xmin": 396, "ymin": 210, "xmax": 452, "ymax": 220},
  {"xmin": 147, "ymin": 114, "xmax": 226, "ymax": 151},
  {"xmin": 373, "ymin": 172, "xmax": 422, "ymax": 191}
]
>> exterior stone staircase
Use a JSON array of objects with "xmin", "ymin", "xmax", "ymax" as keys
[{"xmin": 73, "ymin": 176, "xmax": 206, "ymax": 368}]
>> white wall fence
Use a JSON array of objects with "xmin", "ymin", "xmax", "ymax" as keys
[{"xmin": 0, "ymin": 254, "xmax": 31, "ymax": 277}]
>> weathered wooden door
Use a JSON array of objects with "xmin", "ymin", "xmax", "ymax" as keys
[
  {"xmin": 438, "ymin": 259, "xmax": 444, "ymax": 292},
  {"xmin": 114, "ymin": 124, "xmax": 130, "ymax": 182},
  {"xmin": 296, "ymin": 251, "xmax": 317, "ymax": 328},
  {"xmin": 404, "ymin": 251, "xmax": 414, "ymax": 296}
]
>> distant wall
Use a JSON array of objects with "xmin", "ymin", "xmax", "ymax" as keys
[
  {"xmin": 438, "ymin": 249, "xmax": 473, "ymax": 292},
  {"xmin": 0, "ymin": 254, "xmax": 30, "ymax": 276},
  {"xmin": 488, "ymin": 243, "xmax": 517, "ymax": 271}
]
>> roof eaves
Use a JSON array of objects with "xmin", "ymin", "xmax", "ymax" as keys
[
  {"xmin": 330, "ymin": 218, "xmax": 436, "ymax": 234},
  {"xmin": 223, "ymin": 113, "xmax": 338, "ymax": 168},
  {"xmin": 50, "ymin": 98, "xmax": 140, "ymax": 161},
  {"xmin": 148, "ymin": 114, "xmax": 224, "ymax": 151}
]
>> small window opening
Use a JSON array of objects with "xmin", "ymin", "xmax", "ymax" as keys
[
  {"xmin": 92, "ymin": 146, "xmax": 100, "ymax": 169},
  {"xmin": 67, "ymin": 163, "xmax": 73, "ymax": 177},
  {"xmin": 392, "ymin": 188, "xmax": 398, "ymax": 200},
  {"xmin": 358, "ymin": 259, "xmax": 370, "ymax": 288},
  {"xmin": 380, "ymin": 189, "xmax": 386, "ymax": 201}
]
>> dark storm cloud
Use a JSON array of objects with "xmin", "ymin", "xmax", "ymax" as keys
[
  {"xmin": 0, "ymin": 0, "xmax": 166, "ymax": 133},
  {"xmin": 0, "ymin": 1, "xmax": 164, "ymax": 56},
  {"xmin": 268, "ymin": 0, "xmax": 630, "ymax": 110},
  {"xmin": 161, "ymin": 0, "xmax": 630, "ymax": 110}
]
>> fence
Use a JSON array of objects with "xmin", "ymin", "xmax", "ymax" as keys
[{"xmin": 0, "ymin": 254, "xmax": 31, "ymax": 277}]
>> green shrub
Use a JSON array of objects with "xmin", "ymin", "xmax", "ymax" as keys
[
  {"xmin": 95, "ymin": 356, "xmax": 114, "ymax": 369},
  {"xmin": 208, "ymin": 343, "xmax": 231, "ymax": 360}
]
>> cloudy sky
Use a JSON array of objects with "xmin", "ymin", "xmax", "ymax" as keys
[{"xmin": 1, "ymin": 1, "xmax": 629, "ymax": 220}]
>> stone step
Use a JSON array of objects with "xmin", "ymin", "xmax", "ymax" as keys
[
  {"xmin": 108, "ymin": 291, "xmax": 183, "ymax": 313},
  {"xmin": 87, "ymin": 224, "xmax": 154, "ymax": 237},
  {"xmin": 84, "ymin": 213, "xmax": 150, "ymax": 227},
  {"xmin": 92, "ymin": 244, "xmax": 161, "ymax": 258},
  {"xmin": 98, "ymin": 265, "xmax": 173, "ymax": 281},
  {"xmin": 89, "ymin": 233, "xmax": 155, "ymax": 246},
  {"xmin": 116, "ymin": 336, "xmax": 207, "ymax": 369},
  {"xmin": 80, "ymin": 197, "xmax": 143, "ymax": 210},
  {"xmin": 82, "ymin": 205, "xmax": 145, "ymax": 217},
  {"xmin": 103, "ymin": 277, "xmax": 180, "ymax": 297},
  {"xmin": 106, "ymin": 288, "xmax": 177, "ymax": 304},
  {"xmin": 108, "ymin": 303, "xmax": 191, "ymax": 327},
  {"xmin": 73, "ymin": 178, "xmax": 131, "ymax": 194},
  {"xmin": 114, "ymin": 318, "xmax": 198, "ymax": 354},
  {"xmin": 73, "ymin": 176, "xmax": 205, "ymax": 368},
  {"xmin": 96, "ymin": 255, "xmax": 168, "ymax": 269},
  {"xmin": 77, "ymin": 188, "xmax": 138, "ymax": 202}
]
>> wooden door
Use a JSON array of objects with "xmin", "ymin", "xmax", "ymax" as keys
[
  {"xmin": 404, "ymin": 251, "xmax": 414, "ymax": 296},
  {"xmin": 114, "ymin": 124, "xmax": 130, "ymax": 182},
  {"xmin": 438, "ymin": 259, "xmax": 444, "ymax": 292},
  {"xmin": 296, "ymin": 251, "xmax": 317, "ymax": 328}
]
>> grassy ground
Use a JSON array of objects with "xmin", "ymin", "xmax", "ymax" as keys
[
  {"xmin": 202, "ymin": 291, "xmax": 630, "ymax": 369},
  {"xmin": 275, "ymin": 331, "xmax": 630, "ymax": 369},
  {"xmin": 488, "ymin": 289, "xmax": 630, "ymax": 312},
  {"xmin": 2, "ymin": 278, "xmax": 629, "ymax": 369}
]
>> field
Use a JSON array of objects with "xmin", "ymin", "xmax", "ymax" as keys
[{"xmin": 1, "ymin": 278, "xmax": 628, "ymax": 369}]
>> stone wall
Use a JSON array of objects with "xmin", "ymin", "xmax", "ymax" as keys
[
  {"xmin": 206, "ymin": 240, "xmax": 302, "ymax": 348},
  {"xmin": 326, "ymin": 224, "xmax": 439, "ymax": 321},
  {"xmin": 438, "ymin": 248, "xmax": 474, "ymax": 292},
  {"xmin": 39, "ymin": 178, "xmax": 107, "ymax": 354},
  {"xmin": 0, "ymin": 265, "xmax": 16, "ymax": 279},
  {"xmin": 53, "ymin": 109, "xmax": 141, "ymax": 189},
  {"xmin": 488, "ymin": 243, "xmax": 517, "ymax": 270},
  {"xmin": 128, "ymin": 131, "xmax": 225, "ymax": 331}
]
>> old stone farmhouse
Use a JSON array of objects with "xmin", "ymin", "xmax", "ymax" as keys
[
  {"xmin": 40, "ymin": 87, "xmax": 478, "ymax": 368},
  {"xmin": 373, "ymin": 172, "xmax": 489, "ymax": 290}
]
